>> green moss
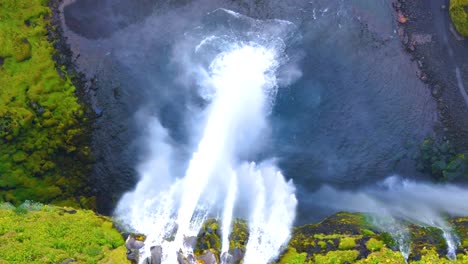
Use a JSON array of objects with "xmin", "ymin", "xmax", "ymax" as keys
[
  {"xmin": 450, "ymin": 0, "xmax": 468, "ymax": 36},
  {"xmin": 355, "ymin": 247, "xmax": 405, "ymax": 264},
  {"xmin": 416, "ymin": 137, "xmax": 467, "ymax": 181},
  {"xmin": 366, "ymin": 238, "xmax": 384, "ymax": 252},
  {"xmin": 195, "ymin": 219, "xmax": 222, "ymax": 256},
  {"xmin": 410, "ymin": 248, "xmax": 453, "ymax": 264},
  {"xmin": 278, "ymin": 248, "xmax": 309, "ymax": 264},
  {"xmin": 0, "ymin": 0, "xmax": 92, "ymax": 206},
  {"xmin": 338, "ymin": 237, "xmax": 356, "ymax": 250},
  {"xmin": 0, "ymin": 203, "xmax": 124, "ymax": 263},
  {"xmin": 318, "ymin": 240, "xmax": 327, "ymax": 249},
  {"xmin": 314, "ymin": 250, "xmax": 359, "ymax": 264}
]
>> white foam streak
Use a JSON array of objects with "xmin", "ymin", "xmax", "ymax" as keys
[
  {"xmin": 243, "ymin": 164, "xmax": 297, "ymax": 264},
  {"xmin": 221, "ymin": 169, "xmax": 237, "ymax": 255}
]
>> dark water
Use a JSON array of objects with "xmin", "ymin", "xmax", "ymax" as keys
[{"xmin": 61, "ymin": 0, "xmax": 437, "ymax": 221}]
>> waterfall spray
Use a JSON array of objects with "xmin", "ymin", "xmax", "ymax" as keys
[
  {"xmin": 221, "ymin": 169, "xmax": 237, "ymax": 257},
  {"xmin": 115, "ymin": 9, "xmax": 300, "ymax": 263}
]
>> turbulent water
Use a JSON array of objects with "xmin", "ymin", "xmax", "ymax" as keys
[{"xmin": 116, "ymin": 9, "xmax": 298, "ymax": 263}]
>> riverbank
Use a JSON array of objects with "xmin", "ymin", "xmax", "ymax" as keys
[
  {"xmin": 393, "ymin": 0, "xmax": 468, "ymax": 151},
  {"xmin": 0, "ymin": 0, "xmax": 94, "ymax": 207}
]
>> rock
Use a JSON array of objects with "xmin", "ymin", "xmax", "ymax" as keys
[
  {"xmin": 60, "ymin": 259, "xmax": 77, "ymax": 264},
  {"xmin": 431, "ymin": 85, "xmax": 442, "ymax": 98},
  {"xmin": 197, "ymin": 250, "xmax": 218, "ymax": 264},
  {"xmin": 126, "ymin": 248, "xmax": 139, "ymax": 264},
  {"xmin": 143, "ymin": 245, "xmax": 162, "ymax": 264},
  {"xmin": 184, "ymin": 236, "xmax": 197, "ymax": 249},
  {"xmin": 221, "ymin": 252, "xmax": 235, "ymax": 264},
  {"xmin": 0, "ymin": 57, "xmax": 4, "ymax": 66},
  {"xmin": 126, "ymin": 234, "xmax": 146, "ymax": 264},
  {"xmin": 177, "ymin": 250, "xmax": 192, "ymax": 264},
  {"xmin": 229, "ymin": 248, "xmax": 245, "ymax": 263},
  {"xmin": 419, "ymin": 72, "xmax": 428, "ymax": 82},
  {"xmin": 126, "ymin": 234, "xmax": 145, "ymax": 250},
  {"xmin": 397, "ymin": 12, "xmax": 408, "ymax": 23}
]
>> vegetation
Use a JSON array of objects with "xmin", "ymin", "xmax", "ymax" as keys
[
  {"xmin": 0, "ymin": 0, "xmax": 92, "ymax": 206},
  {"xmin": 450, "ymin": 0, "xmax": 468, "ymax": 37},
  {"xmin": 416, "ymin": 138, "xmax": 468, "ymax": 182},
  {"xmin": 0, "ymin": 201, "xmax": 125, "ymax": 263},
  {"xmin": 275, "ymin": 212, "xmax": 468, "ymax": 264}
]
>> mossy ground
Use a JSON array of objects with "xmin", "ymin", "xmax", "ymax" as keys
[
  {"xmin": 450, "ymin": 0, "xmax": 468, "ymax": 37},
  {"xmin": 275, "ymin": 212, "xmax": 468, "ymax": 264},
  {"xmin": 0, "ymin": 202, "xmax": 125, "ymax": 264},
  {"xmin": 0, "ymin": 0, "xmax": 93, "ymax": 206}
]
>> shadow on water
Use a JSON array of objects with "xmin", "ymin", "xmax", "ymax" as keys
[{"xmin": 61, "ymin": 0, "xmax": 437, "ymax": 218}]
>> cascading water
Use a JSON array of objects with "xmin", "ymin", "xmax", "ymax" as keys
[{"xmin": 115, "ymin": 9, "xmax": 299, "ymax": 264}]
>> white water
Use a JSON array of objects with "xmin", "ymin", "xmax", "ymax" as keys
[{"xmin": 116, "ymin": 9, "xmax": 299, "ymax": 264}]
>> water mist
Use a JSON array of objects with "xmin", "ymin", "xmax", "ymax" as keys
[{"xmin": 115, "ymin": 9, "xmax": 299, "ymax": 264}]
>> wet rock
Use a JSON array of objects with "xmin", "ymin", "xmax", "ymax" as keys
[
  {"xmin": 431, "ymin": 85, "xmax": 442, "ymax": 98},
  {"xmin": 94, "ymin": 106, "xmax": 103, "ymax": 117},
  {"xmin": 411, "ymin": 33, "xmax": 432, "ymax": 45},
  {"xmin": 397, "ymin": 12, "xmax": 408, "ymax": 23},
  {"xmin": 184, "ymin": 236, "xmax": 197, "ymax": 249},
  {"xmin": 143, "ymin": 245, "xmax": 163, "ymax": 264},
  {"xmin": 177, "ymin": 250, "xmax": 194, "ymax": 264},
  {"xmin": 126, "ymin": 234, "xmax": 146, "ymax": 264},
  {"xmin": 419, "ymin": 72, "xmax": 428, "ymax": 82},
  {"xmin": 220, "ymin": 252, "xmax": 234, "ymax": 264},
  {"xmin": 197, "ymin": 250, "xmax": 218, "ymax": 264},
  {"xmin": 229, "ymin": 248, "xmax": 245, "ymax": 263}
]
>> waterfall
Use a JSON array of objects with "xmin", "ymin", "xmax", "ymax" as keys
[{"xmin": 115, "ymin": 9, "xmax": 300, "ymax": 263}]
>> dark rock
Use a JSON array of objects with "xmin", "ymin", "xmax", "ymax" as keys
[
  {"xmin": 0, "ymin": 57, "xmax": 4, "ymax": 66},
  {"xmin": 60, "ymin": 259, "xmax": 77, "ymax": 264},
  {"xmin": 419, "ymin": 72, "xmax": 428, "ymax": 82},
  {"xmin": 62, "ymin": 209, "xmax": 77, "ymax": 214},
  {"xmin": 431, "ymin": 85, "xmax": 442, "ymax": 98},
  {"xmin": 94, "ymin": 107, "xmax": 103, "ymax": 117},
  {"xmin": 127, "ymin": 249, "xmax": 139, "ymax": 264}
]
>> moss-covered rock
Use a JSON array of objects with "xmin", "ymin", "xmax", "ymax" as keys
[
  {"xmin": 416, "ymin": 137, "xmax": 468, "ymax": 182},
  {"xmin": 0, "ymin": 0, "xmax": 93, "ymax": 206},
  {"xmin": 450, "ymin": 0, "xmax": 468, "ymax": 37},
  {"xmin": 275, "ymin": 212, "xmax": 468, "ymax": 264},
  {"xmin": 0, "ymin": 202, "xmax": 125, "ymax": 263}
]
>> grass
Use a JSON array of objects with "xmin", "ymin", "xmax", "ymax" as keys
[
  {"xmin": 0, "ymin": 0, "xmax": 92, "ymax": 206},
  {"xmin": 450, "ymin": 0, "xmax": 468, "ymax": 36},
  {"xmin": 0, "ymin": 202, "xmax": 125, "ymax": 263}
]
